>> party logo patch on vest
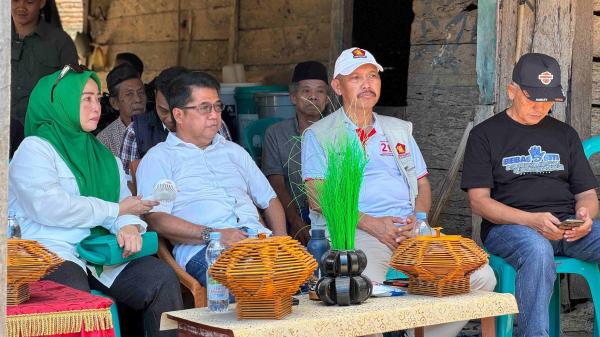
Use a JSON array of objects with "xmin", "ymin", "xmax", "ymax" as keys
[
  {"xmin": 538, "ymin": 71, "xmax": 554, "ymax": 85},
  {"xmin": 379, "ymin": 141, "xmax": 393, "ymax": 156},
  {"xmin": 395, "ymin": 143, "xmax": 409, "ymax": 158},
  {"xmin": 502, "ymin": 145, "xmax": 564, "ymax": 174}
]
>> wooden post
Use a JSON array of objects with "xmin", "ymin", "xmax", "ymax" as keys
[
  {"xmin": 568, "ymin": 0, "xmax": 593, "ymax": 140},
  {"xmin": 0, "ymin": 0, "xmax": 10, "ymax": 332},
  {"xmin": 494, "ymin": 0, "xmax": 519, "ymax": 113},
  {"xmin": 227, "ymin": 0, "xmax": 240, "ymax": 65},
  {"xmin": 328, "ymin": 0, "xmax": 353, "ymax": 78},
  {"xmin": 476, "ymin": 0, "xmax": 498, "ymax": 106},
  {"xmin": 530, "ymin": 0, "xmax": 575, "ymax": 123},
  {"xmin": 473, "ymin": 0, "xmax": 498, "ymax": 244}
]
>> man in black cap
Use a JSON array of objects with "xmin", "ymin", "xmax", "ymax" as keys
[
  {"xmin": 261, "ymin": 61, "xmax": 329, "ymax": 245},
  {"xmin": 97, "ymin": 63, "xmax": 147, "ymax": 156},
  {"xmin": 462, "ymin": 53, "xmax": 600, "ymax": 337}
]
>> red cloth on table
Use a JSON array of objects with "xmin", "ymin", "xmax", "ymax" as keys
[{"xmin": 7, "ymin": 280, "xmax": 115, "ymax": 337}]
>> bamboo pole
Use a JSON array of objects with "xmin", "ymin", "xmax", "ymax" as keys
[
  {"xmin": 0, "ymin": 0, "xmax": 10, "ymax": 334},
  {"xmin": 514, "ymin": 1, "xmax": 526, "ymax": 63},
  {"xmin": 227, "ymin": 0, "xmax": 240, "ymax": 65}
]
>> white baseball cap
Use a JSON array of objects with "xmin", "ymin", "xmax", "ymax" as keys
[{"xmin": 333, "ymin": 47, "xmax": 384, "ymax": 79}]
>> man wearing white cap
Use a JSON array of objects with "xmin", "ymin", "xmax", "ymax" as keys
[{"xmin": 302, "ymin": 47, "xmax": 496, "ymax": 337}]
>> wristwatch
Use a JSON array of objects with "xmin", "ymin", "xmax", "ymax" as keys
[{"xmin": 200, "ymin": 227, "xmax": 213, "ymax": 243}]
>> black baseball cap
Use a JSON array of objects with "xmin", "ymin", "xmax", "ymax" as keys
[
  {"xmin": 107, "ymin": 63, "xmax": 141, "ymax": 97},
  {"xmin": 512, "ymin": 53, "xmax": 565, "ymax": 102},
  {"xmin": 291, "ymin": 61, "xmax": 328, "ymax": 83}
]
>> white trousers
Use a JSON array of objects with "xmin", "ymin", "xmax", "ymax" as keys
[{"xmin": 354, "ymin": 229, "xmax": 497, "ymax": 337}]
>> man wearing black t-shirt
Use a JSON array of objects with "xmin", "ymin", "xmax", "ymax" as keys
[{"xmin": 462, "ymin": 53, "xmax": 600, "ymax": 337}]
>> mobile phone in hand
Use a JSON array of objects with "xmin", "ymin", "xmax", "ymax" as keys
[{"xmin": 558, "ymin": 219, "xmax": 584, "ymax": 230}]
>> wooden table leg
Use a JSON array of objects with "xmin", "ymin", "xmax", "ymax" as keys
[
  {"xmin": 481, "ymin": 316, "xmax": 496, "ymax": 337},
  {"xmin": 415, "ymin": 327, "xmax": 424, "ymax": 337}
]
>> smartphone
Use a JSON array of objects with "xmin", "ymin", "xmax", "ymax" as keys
[{"xmin": 558, "ymin": 219, "xmax": 584, "ymax": 229}]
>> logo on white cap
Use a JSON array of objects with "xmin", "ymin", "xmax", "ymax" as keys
[
  {"xmin": 351, "ymin": 48, "xmax": 367, "ymax": 59},
  {"xmin": 538, "ymin": 71, "xmax": 553, "ymax": 85},
  {"xmin": 333, "ymin": 47, "xmax": 384, "ymax": 78}
]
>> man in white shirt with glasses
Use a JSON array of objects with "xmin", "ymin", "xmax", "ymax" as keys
[{"xmin": 137, "ymin": 71, "xmax": 286, "ymax": 286}]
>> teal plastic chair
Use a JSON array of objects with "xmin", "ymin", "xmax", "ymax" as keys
[
  {"xmin": 490, "ymin": 136, "xmax": 600, "ymax": 337},
  {"xmin": 91, "ymin": 290, "xmax": 121, "ymax": 337},
  {"xmin": 583, "ymin": 135, "xmax": 600, "ymax": 159},
  {"xmin": 241, "ymin": 117, "xmax": 283, "ymax": 163},
  {"xmin": 490, "ymin": 255, "xmax": 600, "ymax": 337}
]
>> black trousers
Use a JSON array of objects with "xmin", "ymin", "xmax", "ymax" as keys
[{"xmin": 43, "ymin": 256, "xmax": 183, "ymax": 337}]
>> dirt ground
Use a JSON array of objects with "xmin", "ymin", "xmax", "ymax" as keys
[
  {"xmin": 461, "ymin": 300, "xmax": 594, "ymax": 337},
  {"xmin": 561, "ymin": 300, "xmax": 594, "ymax": 337}
]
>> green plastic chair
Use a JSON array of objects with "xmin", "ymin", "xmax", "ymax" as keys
[
  {"xmin": 91, "ymin": 290, "xmax": 121, "ymax": 337},
  {"xmin": 241, "ymin": 117, "xmax": 283, "ymax": 163},
  {"xmin": 490, "ymin": 136, "xmax": 600, "ymax": 337}
]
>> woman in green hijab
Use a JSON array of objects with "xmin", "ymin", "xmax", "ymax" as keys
[{"xmin": 9, "ymin": 66, "xmax": 183, "ymax": 337}]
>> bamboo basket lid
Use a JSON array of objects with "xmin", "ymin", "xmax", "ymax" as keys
[
  {"xmin": 390, "ymin": 227, "xmax": 488, "ymax": 297},
  {"xmin": 208, "ymin": 234, "xmax": 317, "ymax": 319}
]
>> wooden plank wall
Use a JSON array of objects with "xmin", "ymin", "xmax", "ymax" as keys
[
  {"xmin": 588, "ymin": 1, "xmax": 600, "ymax": 177},
  {"xmin": 88, "ymin": 0, "xmax": 331, "ymax": 84},
  {"xmin": 405, "ymin": 0, "xmax": 479, "ymax": 235}
]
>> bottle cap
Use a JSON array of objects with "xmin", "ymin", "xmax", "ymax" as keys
[
  {"xmin": 209, "ymin": 231, "xmax": 221, "ymax": 240},
  {"xmin": 415, "ymin": 212, "xmax": 427, "ymax": 221}
]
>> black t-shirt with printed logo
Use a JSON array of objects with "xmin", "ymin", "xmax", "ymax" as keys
[{"xmin": 461, "ymin": 110, "xmax": 597, "ymax": 242}]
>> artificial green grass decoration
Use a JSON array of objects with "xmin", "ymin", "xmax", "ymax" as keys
[{"xmin": 315, "ymin": 131, "xmax": 368, "ymax": 250}]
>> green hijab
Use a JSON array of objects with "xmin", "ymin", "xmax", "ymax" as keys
[{"xmin": 25, "ymin": 68, "xmax": 120, "ymax": 203}]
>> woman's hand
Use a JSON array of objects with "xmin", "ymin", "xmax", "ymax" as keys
[
  {"xmin": 119, "ymin": 195, "xmax": 159, "ymax": 216},
  {"xmin": 117, "ymin": 224, "xmax": 142, "ymax": 258}
]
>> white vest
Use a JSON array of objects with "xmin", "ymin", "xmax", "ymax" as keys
[{"xmin": 305, "ymin": 108, "xmax": 419, "ymax": 208}]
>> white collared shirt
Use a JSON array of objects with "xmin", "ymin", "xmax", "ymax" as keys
[
  {"xmin": 9, "ymin": 136, "xmax": 147, "ymax": 287},
  {"xmin": 136, "ymin": 133, "xmax": 274, "ymax": 268}
]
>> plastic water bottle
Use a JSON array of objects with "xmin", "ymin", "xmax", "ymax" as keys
[
  {"xmin": 414, "ymin": 212, "xmax": 433, "ymax": 237},
  {"xmin": 8, "ymin": 210, "xmax": 21, "ymax": 239},
  {"xmin": 206, "ymin": 232, "xmax": 229, "ymax": 312},
  {"xmin": 246, "ymin": 228, "xmax": 258, "ymax": 238},
  {"xmin": 306, "ymin": 229, "xmax": 330, "ymax": 278}
]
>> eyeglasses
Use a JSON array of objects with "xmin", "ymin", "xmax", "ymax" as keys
[
  {"xmin": 51, "ymin": 64, "xmax": 88, "ymax": 102},
  {"xmin": 180, "ymin": 102, "xmax": 225, "ymax": 115}
]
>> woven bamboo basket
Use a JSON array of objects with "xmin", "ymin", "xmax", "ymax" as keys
[
  {"xmin": 208, "ymin": 234, "xmax": 317, "ymax": 319},
  {"xmin": 390, "ymin": 227, "xmax": 488, "ymax": 297},
  {"xmin": 7, "ymin": 239, "xmax": 63, "ymax": 305}
]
